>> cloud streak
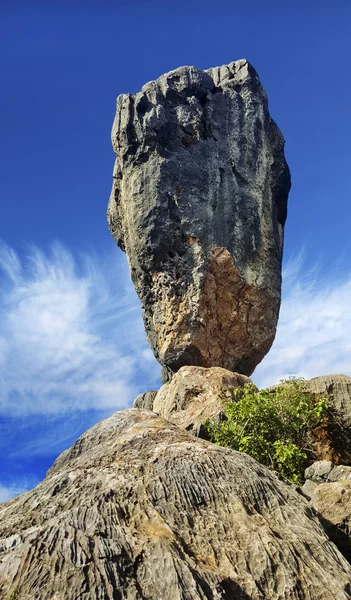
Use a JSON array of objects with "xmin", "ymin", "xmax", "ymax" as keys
[
  {"xmin": 0, "ymin": 241, "xmax": 160, "ymax": 417},
  {"xmin": 0, "ymin": 485, "xmax": 26, "ymax": 503},
  {"xmin": 253, "ymin": 252, "xmax": 351, "ymax": 388}
]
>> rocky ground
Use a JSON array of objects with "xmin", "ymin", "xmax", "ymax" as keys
[
  {"xmin": 1, "ymin": 405, "xmax": 351, "ymax": 600},
  {"xmin": 1, "ymin": 372, "xmax": 351, "ymax": 599}
]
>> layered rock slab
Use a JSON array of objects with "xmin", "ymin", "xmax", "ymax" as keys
[
  {"xmin": 304, "ymin": 375, "xmax": 351, "ymax": 464},
  {"xmin": 1, "ymin": 410, "xmax": 351, "ymax": 599},
  {"xmin": 305, "ymin": 374, "xmax": 351, "ymax": 423},
  {"xmin": 270, "ymin": 374, "xmax": 351, "ymax": 465},
  {"xmin": 302, "ymin": 461, "xmax": 351, "ymax": 562},
  {"xmin": 108, "ymin": 60, "xmax": 291, "ymax": 377}
]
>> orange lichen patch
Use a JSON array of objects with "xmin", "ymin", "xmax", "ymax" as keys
[
  {"xmin": 150, "ymin": 270, "xmax": 190, "ymax": 354},
  {"xmin": 194, "ymin": 247, "xmax": 278, "ymax": 373},
  {"xmin": 312, "ymin": 419, "xmax": 339, "ymax": 464},
  {"xmin": 187, "ymin": 235, "xmax": 200, "ymax": 245},
  {"xmin": 137, "ymin": 517, "xmax": 175, "ymax": 541},
  {"xmin": 149, "ymin": 247, "xmax": 278, "ymax": 375}
]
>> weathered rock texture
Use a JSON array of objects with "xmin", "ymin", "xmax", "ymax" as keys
[
  {"xmin": 304, "ymin": 375, "xmax": 351, "ymax": 464},
  {"xmin": 1, "ymin": 409, "xmax": 351, "ymax": 599},
  {"xmin": 302, "ymin": 461, "xmax": 351, "ymax": 499},
  {"xmin": 133, "ymin": 389, "xmax": 158, "ymax": 411},
  {"xmin": 305, "ymin": 375, "xmax": 351, "ymax": 422},
  {"xmin": 303, "ymin": 461, "xmax": 351, "ymax": 562},
  {"xmin": 108, "ymin": 60, "xmax": 291, "ymax": 378},
  {"xmin": 135, "ymin": 365, "xmax": 251, "ymax": 435},
  {"xmin": 270, "ymin": 375, "xmax": 351, "ymax": 465}
]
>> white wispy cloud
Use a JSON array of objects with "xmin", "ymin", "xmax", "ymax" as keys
[
  {"xmin": 0, "ymin": 475, "xmax": 37, "ymax": 503},
  {"xmin": 253, "ymin": 252, "xmax": 351, "ymax": 388},
  {"xmin": 0, "ymin": 241, "xmax": 160, "ymax": 416},
  {"xmin": 0, "ymin": 485, "xmax": 26, "ymax": 503}
]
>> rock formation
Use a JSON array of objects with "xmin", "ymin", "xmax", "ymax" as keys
[
  {"xmin": 305, "ymin": 374, "xmax": 351, "ymax": 424},
  {"xmin": 4, "ymin": 58, "xmax": 350, "ymax": 600},
  {"xmin": 304, "ymin": 375, "xmax": 351, "ymax": 464},
  {"xmin": 1, "ymin": 409, "xmax": 351, "ymax": 600},
  {"xmin": 133, "ymin": 389, "xmax": 158, "ymax": 411},
  {"xmin": 303, "ymin": 460, "xmax": 351, "ymax": 562},
  {"xmin": 134, "ymin": 365, "xmax": 251, "ymax": 435},
  {"xmin": 269, "ymin": 374, "xmax": 351, "ymax": 465},
  {"xmin": 108, "ymin": 60, "xmax": 291, "ymax": 379}
]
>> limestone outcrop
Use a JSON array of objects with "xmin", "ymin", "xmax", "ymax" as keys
[
  {"xmin": 134, "ymin": 365, "xmax": 251, "ymax": 435},
  {"xmin": 303, "ymin": 460, "xmax": 351, "ymax": 562},
  {"xmin": 304, "ymin": 375, "xmax": 351, "ymax": 464},
  {"xmin": 270, "ymin": 374, "xmax": 351, "ymax": 465},
  {"xmin": 108, "ymin": 60, "xmax": 291, "ymax": 378},
  {"xmin": 312, "ymin": 480, "xmax": 351, "ymax": 562},
  {"xmin": 300, "ymin": 378, "xmax": 351, "ymax": 561},
  {"xmin": 133, "ymin": 389, "xmax": 158, "ymax": 411},
  {"xmin": 305, "ymin": 374, "xmax": 351, "ymax": 425},
  {"xmin": 1, "ymin": 409, "xmax": 351, "ymax": 600},
  {"xmin": 305, "ymin": 375, "xmax": 351, "ymax": 416}
]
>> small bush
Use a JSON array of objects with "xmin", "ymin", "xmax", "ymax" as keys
[{"xmin": 204, "ymin": 378, "xmax": 329, "ymax": 484}]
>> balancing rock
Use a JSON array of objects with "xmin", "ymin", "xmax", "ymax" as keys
[{"xmin": 108, "ymin": 60, "xmax": 290, "ymax": 378}]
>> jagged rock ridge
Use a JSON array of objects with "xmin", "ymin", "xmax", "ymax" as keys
[
  {"xmin": 0, "ymin": 409, "xmax": 350, "ymax": 599},
  {"xmin": 108, "ymin": 60, "xmax": 291, "ymax": 379}
]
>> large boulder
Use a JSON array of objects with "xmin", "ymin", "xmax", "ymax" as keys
[
  {"xmin": 0, "ymin": 409, "xmax": 350, "ymax": 599},
  {"xmin": 108, "ymin": 60, "xmax": 291, "ymax": 379},
  {"xmin": 302, "ymin": 461, "xmax": 351, "ymax": 563},
  {"xmin": 312, "ymin": 480, "xmax": 351, "ymax": 562},
  {"xmin": 137, "ymin": 365, "xmax": 251, "ymax": 435}
]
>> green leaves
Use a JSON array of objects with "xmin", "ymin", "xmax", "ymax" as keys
[{"xmin": 204, "ymin": 378, "xmax": 329, "ymax": 484}]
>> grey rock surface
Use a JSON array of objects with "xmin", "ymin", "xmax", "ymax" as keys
[
  {"xmin": 132, "ymin": 389, "xmax": 158, "ymax": 410},
  {"xmin": 305, "ymin": 375, "xmax": 351, "ymax": 420},
  {"xmin": 305, "ymin": 460, "xmax": 333, "ymax": 483},
  {"xmin": 108, "ymin": 60, "xmax": 291, "ymax": 377},
  {"xmin": 302, "ymin": 479, "xmax": 319, "ymax": 499},
  {"xmin": 310, "ymin": 480, "xmax": 351, "ymax": 563},
  {"xmin": 303, "ymin": 460, "xmax": 351, "ymax": 558},
  {"xmin": 305, "ymin": 462, "xmax": 351, "ymax": 485},
  {"xmin": 329, "ymin": 465, "xmax": 351, "ymax": 482},
  {"xmin": 304, "ymin": 374, "xmax": 351, "ymax": 463},
  {"xmin": 1, "ymin": 409, "xmax": 350, "ymax": 599}
]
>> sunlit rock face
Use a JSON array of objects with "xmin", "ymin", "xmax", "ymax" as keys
[
  {"xmin": 135, "ymin": 365, "xmax": 252, "ymax": 436},
  {"xmin": 108, "ymin": 60, "xmax": 291, "ymax": 379},
  {"xmin": 1, "ymin": 409, "xmax": 350, "ymax": 599}
]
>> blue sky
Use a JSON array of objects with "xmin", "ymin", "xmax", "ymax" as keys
[{"xmin": 0, "ymin": 0, "xmax": 350, "ymax": 501}]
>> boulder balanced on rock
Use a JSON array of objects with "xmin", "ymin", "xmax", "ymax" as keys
[{"xmin": 108, "ymin": 60, "xmax": 291, "ymax": 378}]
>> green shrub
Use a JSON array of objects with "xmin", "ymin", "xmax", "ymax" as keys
[{"xmin": 204, "ymin": 378, "xmax": 329, "ymax": 484}]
